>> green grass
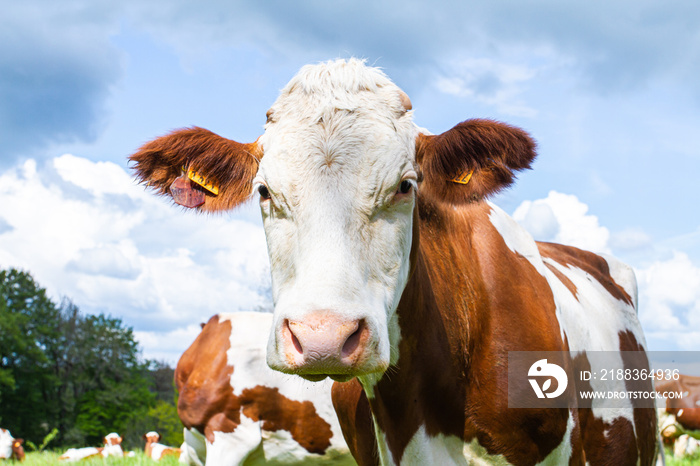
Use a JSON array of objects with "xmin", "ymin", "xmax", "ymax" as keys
[
  {"xmin": 664, "ymin": 446, "xmax": 700, "ymax": 466},
  {"xmin": 21, "ymin": 450, "xmax": 181, "ymax": 465}
]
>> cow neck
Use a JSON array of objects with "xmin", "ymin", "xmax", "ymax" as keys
[{"xmin": 360, "ymin": 198, "xmax": 491, "ymax": 465}]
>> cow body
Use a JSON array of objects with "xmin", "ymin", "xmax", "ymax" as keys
[
  {"xmin": 175, "ymin": 312, "xmax": 354, "ymax": 465},
  {"xmin": 143, "ymin": 431, "xmax": 181, "ymax": 460},
  {"xmin": 132, "ymin": 59, "xmax": 656, "ymax": 465}
]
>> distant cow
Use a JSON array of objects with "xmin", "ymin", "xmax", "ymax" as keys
[
  {"xmin": 59, "ymin": 432, "xmax": 124, "ymax": 461},
  {"xmin": 657, "ymin": 374, "xmax": 700, "ymax": 430},
  {"xmin": 0, "ymin": 428, "xmax": 24, "ymax": 461},
  {"xmin": 143, "ymin": 431, "xmax": 181, "ymax": 460},
  {"xmin": 175, "ymin": 312, "xmax": 354, "ymax": 465}
]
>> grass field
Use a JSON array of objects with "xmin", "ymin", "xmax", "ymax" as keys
[
  {"xmin": 666, "ymin": 447, "xmax": 700, "ymax": 466},
  {"xmin": 20, "ymin": 450, "xmax": 181, "ymax": 465},
  {"xmin": 16, "ymin": 446, "xmax": 700, "ymax": 465}
]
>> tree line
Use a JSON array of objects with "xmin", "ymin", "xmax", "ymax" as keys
[{"xmin": 0, "ymin": 268, "xmax": 182, "ymax": 450}]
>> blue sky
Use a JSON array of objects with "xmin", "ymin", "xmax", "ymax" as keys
[{"xmin": 1, "ymin": 0, "xmax": 699, "ymax": 363}]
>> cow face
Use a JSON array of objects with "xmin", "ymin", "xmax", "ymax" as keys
[
  {"xmin": 130, "ymin": 58, "xmax": 535, "ymax": 382},
  {"xmin": 255, "ymin": 61, "xmax": 418, "ymax": 380}
]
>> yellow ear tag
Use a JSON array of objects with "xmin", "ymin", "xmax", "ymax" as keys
[
  {"xmin": 451, "ymin": 169, "xmax": 474, "ymax": 185},
  {"xmin": 187, "ymin": 167, "xmax": 220, "ymax": 195}
]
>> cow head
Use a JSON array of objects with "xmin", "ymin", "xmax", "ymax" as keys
[
  {"xmin": 12, "ymin": 439, "xmax": 24, "ymax": 461},
  {"xmin": 130, "ymin": 58, "xmax": 535, "ymax": 382},
  {"xmin": 143, "ymin": 431, "xmax": 160, "ymax": 444},
  {"xmin": 104, "ymin": 432, "xmax": 122, "ymax": 446}
]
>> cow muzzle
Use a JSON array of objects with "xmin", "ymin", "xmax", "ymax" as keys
[{"xmin": 270, "ymin": 311, "xmax": 375, "ymax": 381}]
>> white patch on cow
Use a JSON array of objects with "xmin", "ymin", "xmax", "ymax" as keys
[
  {"xmin": 536, "ymin": 410, "xmax": 575, "ymax": 465},
  {"xmin": 370, "ymin": 420, "xmax": 396, "ymax": 465},
  {"xmin": 208, "ymin": 413, "xmax": 265, "ymax": 466},
  {"xmin": 180, "ymin": 427, "xmax": 206, "ymax": 466},
  {"xmin": 401, "ymin": 425, "xmax": 466, "ymax": 465},
  {"xmin": 59, "ymin": 447, "xmax": 101, "ymax": 462},
  {"xmin": 600, "ymin": 253, "xmax": 639, "ymax": 310},
  {"xmin": 0, "ymin": 429, "xmax": 13, "ymax": 459},
  {"xmin": 102, "ymin": 444, "xmax": 123, "ymax": 458},
  {"xmin": 216, "ymin": 312, "xmax": 351, "ymax": 461},
  {"xmin": 462, "ymin": 438, "xmax": 509, "ymax": 465},
  {"xmin": 147, "ymin": 442, "xmax": 178, "ymax": 461},
  {"xmin": 541, "ymin": 257, "xmax": 644, "ymax": 427},
  {"xmin": 260, "ymin": 428, "xmax": 356, "ymax": 465},
  {"xmin": 487, "ymin": 201, "xmax": 548, "ymax": 277},
  {"xmin": 257, "ymin": 59, "xmax": 418, "ymax": 374}
]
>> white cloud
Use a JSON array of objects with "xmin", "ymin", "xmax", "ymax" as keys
[
  {"xmin": 636, "ymin": 251, "xmax": 700, "ymax": 337},
  {"xmin": 609, "ymin": 228, "xmax": 653, "ymax": 252},
  {"xmin": 134, "ymin": 324, "xmax": 204, "ymax": 365},
  {"xmin": 512, "ymin": 191, "xmax": 610, "ymax": 253},
  {"xmin": 0, "ymin": 154, "xmax": 270, "ymax": 361},
  {"xmin": 435, "ymin": 57, "xmax": 539, "ymax": 117}
]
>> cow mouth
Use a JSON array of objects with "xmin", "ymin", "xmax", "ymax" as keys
[{"xmin": 299, "ymin": 374, "xmax": 355, "ymax": 383}]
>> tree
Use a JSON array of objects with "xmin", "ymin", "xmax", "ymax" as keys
[
  {"xmin": 0, "ymin": 268, "xmax": 183, "ymax": 449},
  {"xmin": 0, "ymin": 268, "xmax": 61, "ymax": 438}
]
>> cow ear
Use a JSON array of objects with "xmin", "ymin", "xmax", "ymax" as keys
[
  {"xmin": 129, "ymin": 127, "xmax": 262, "ymax": 212},
  {"xmin": 416, "ymin": 119, "xmax": 536, "ymax": 204}
]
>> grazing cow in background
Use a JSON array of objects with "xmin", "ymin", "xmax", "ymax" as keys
[
  {"xmin": 657, "ymin": 375, "xmax": 700, "ymax": 458},
  {"xmin": 175, "ymin": 312, "xmax": 355, "ymax": 465},
  {"xmin": 102, "ymin": 433, "xmax": 124, "ymax": 457},
  {"xmin": 0, "ymin": 428, "xmax": 24, "ymax": 461},
  {"xmin": 143, "ymin": 431, "xmax": 181, "ymax": 461},
  {"xmin": 131, "ymin": 58, "xmax": 657, "ymax": 465},
  {"xmin": 59, "ymin": 432, "xmax": 124, "ymax": 461},
  {"xmin": 657, "ymin": 374, "xmax": 700, "ymax": 431}
]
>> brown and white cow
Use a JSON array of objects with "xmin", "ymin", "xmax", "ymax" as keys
[
  {"xmin": 143, "ymin": 431, "xmax": 181, "ymax": 461},
  {"xmin": 657, "ymin": 374, "xmax": 700, "ymax": 431},
  {"xmin": 175, "ymin": 312, "xmax": 354, "ymax": 465},
  {"xmin": 0, "ymin": 428, "xmax": 24, "ymax": 461},
  {"xmin": 131, "ymin": 59, "xmax": 657, "ymax": 465},
  {"xmin": 58, "ymin": 432, "xmax": 124, "ymax": 461}
]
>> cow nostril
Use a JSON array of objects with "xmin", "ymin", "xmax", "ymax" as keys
[
  {"xmin": 341, "ymin": 319, "xmax": 366, "ymax": 359},
  {"xmin": 285, "ymin": 319, "xmax": 304, "ymax": 355}
]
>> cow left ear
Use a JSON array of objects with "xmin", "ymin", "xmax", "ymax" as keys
[{"xmin": 416, "ymin": 119, "xmax": 536, "ymax": 204}]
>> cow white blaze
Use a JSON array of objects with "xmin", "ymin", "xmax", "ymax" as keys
[{"xmin": 256, "ymin": 60, "xmax": 418, "ymax": 380}]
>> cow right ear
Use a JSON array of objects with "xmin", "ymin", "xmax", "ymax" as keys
[
  {"xmin": 129, "ymin": 127, "xmax": 262, "ymax": 212},
  {"xmin": 415, "ymin": 119, "xmax": 536, "ymax": 204}
]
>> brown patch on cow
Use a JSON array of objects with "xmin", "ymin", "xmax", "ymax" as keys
[
  {"xmin": 543, "ymin": 260, "xmax": 579, "ymax": 297},
  {"xmin": 657, "ymin": 374, "xmax": 700, "ymax": 431},
  {"xmin": 537, "ymin": 242, "xmax": 634, "ymax": 306},
  {"xmin": 363, "ymin": 199, "xmax": 585, "ymax": 465},
  {"xmin": 129, "ymin": 127, "xmax": 261, "ymax": 212},
  {"xmin": 572, "ymin": 334, "xmax": 657, "ymax": 466},
  {"xmin": 160, "ymin": 448, "xmax": 182, "ymax": 459},
  {"xmin": 416, "ymin": 119, "xmax": 536, "ymax": 204},
  {"xmin": 176, "ymin": 315, "xmax": 333, "ymax": 455},
  {"xmin": 620, "ymin": 330, "xmax": 657, "ymax": 465},
  {"xmin": 332, "ymin": 379, "xmax": 379, "ymax": 465},
  {"xmin": 238, "ymin": 385, "xmax": 333, "ymax": 454},
  {"xmin": 176, "ymin": 315, "xmax": 235, "ymax": 434}
]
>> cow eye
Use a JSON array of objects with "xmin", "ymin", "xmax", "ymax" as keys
[
  {"xmin": 258, "ymin": 185, "xmax": 271, "ymax": 200},
  {"xmin": 398, "ymin": 180, "xmax": 413, "ymax": 195}
]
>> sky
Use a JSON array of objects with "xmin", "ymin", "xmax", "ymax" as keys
[{"xmin": 1, "ymin": 0, "xmax": 699, "ymax": 364}]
